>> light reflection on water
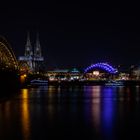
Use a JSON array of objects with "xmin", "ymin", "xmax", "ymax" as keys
[
  {"xmin": 21, "ymin": 89, "xmax": 30, "ymax": 140},
  {"xmin": 0, "ymin": 85, "xmax": 140, "ymax": 139}
]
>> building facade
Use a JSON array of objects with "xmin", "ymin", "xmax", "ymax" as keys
[{"xmin": 18, "ymin": 32, "xmax": 44, "ymax": 73}]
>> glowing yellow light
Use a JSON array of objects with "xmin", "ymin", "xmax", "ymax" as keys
[
  {"xmin": 20, "ymin": 74, "xmax": 27, "ymax": 83},
  {"xmin": 21, "ymin": 89, "xmax": 30, "ymax": 139},
  {"xmin": 22, "ymin": 89, "xmax": 28, "ymax": 98}
]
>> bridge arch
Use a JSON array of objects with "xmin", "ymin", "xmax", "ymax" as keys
[
  {"xmin": 84, "ymin": 62, "xmax": 118, "ymax": 74},
  {"xmin": 0, "ymin": 36, "xmax": 18, "ymax": 70}
]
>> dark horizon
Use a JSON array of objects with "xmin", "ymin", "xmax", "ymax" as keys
[{"xmin": 1, "ymin": 2, "xmax": 140, "ymax": 69}]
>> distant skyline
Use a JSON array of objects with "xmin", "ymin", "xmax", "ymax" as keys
[{"xmin": 0, "ymin": 2, "xmax": 140, "ymax": 69}]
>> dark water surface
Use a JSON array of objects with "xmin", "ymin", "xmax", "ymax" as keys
[{"xmin": 1, "ymin": 85, "xmax": 140, "ymax": 140}]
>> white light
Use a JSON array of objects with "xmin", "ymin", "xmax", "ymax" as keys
[{"xmin": 93, "ymin": 71, "xmax": 99, "ymax": 76}]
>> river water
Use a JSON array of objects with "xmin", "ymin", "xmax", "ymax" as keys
[{"xmin": 0, "ymin": 84, "xmax": 140, "ymax": 140}]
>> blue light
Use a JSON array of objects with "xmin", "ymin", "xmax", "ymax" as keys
[{"xmin": 84, "ymin": 62, "xmax": 118, "ymax": 74}]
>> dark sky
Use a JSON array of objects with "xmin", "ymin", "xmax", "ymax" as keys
[{"xmin": 0, "ymin": 2, "xmax": 140, "ymax": 69}]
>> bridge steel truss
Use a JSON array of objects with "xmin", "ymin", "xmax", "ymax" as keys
[{"xmin": 0, "ymin": 36, "xmax": 18, "ymax": 70}]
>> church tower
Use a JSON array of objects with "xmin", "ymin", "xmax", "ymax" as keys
[
  {"xmin": 33, "ymin": 33, "xmax": 44, "ymax": 72},
  {"xmin": 24, "ymin": 32, "xmax": 33, "ymax": 70},
  {"xmin": 18, "ymin": 32, "xmax": 44, "ymax": 73},
  {"xmin": 34, "ymin": 33, "xmax": 42, "ymax": 58},
  {"xmin": 25, "ymin": 32, "xmax": 33, "ymax": 57}
]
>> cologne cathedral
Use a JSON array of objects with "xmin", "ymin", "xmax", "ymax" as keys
[{"xmin": 18, "ymin": 32, "xmax": 44, "ymax": 73}]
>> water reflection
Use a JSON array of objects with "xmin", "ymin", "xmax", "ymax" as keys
[
  {"xmin": 21, "ymin": 89, "xmax": 30, "ymax": 140},
  {"xmin": 101, "ymin": 87, "xmax": 117, "ymax": 140},
  {"xmin": 83, "ymin": 85, "xmax": 140, "ymax": 139},
  {"xmin": 91, "ymin": 86, "xmax": 101, "ymax": 133},
  {"xmin": 0, "ymin": 85, "xmax": 140, "ymax": 139},
  {"xmin": 84, "ymin": 86, "xmax": 117, "ymax": 139}
]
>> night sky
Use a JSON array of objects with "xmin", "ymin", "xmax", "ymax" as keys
[{"xmin": 0, "ymin": 2, "xmax": 140, "ymax": 69}]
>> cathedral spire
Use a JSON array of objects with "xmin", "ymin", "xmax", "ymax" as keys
[
  {"xmin": 25, "ymin": 31, "xmax": 33, "ymax": 57},
  {"xmin": 34, "ymin": 32, "xmax": 42, "ymax": 57}
]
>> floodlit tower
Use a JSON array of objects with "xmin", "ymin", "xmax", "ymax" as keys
[
  {"xmin": 18, "ymin": 32, "xmax": 44, "ymax": 73},
  {"xmin": 34, "ymin": 33, "xmax": 42, "ymax": 57},
  {"xmin": 18, "ymin": 32, "xmax": 33, "ymax": 71},
  {"xmin": 33, "ymin": 33, "xmax": 44, "ymax": 72},
  {"xmin": 25, "ymin": 32, "xmax": 33, "ymax": 57},
  {"xmin": 24, "ymin": 32, "xmax": 33, "ymax": 70}
]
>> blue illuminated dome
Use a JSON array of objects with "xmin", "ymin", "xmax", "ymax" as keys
[{"xmin": 84, "ymin": 63, "xmax": 118, "ymax": 74}]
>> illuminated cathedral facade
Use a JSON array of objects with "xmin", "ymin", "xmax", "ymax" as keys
[{"xmin": 18, "ymin": 32, "xmax": 44, "ymax": 73}]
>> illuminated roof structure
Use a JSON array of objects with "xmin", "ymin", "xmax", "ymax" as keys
[{"xmin": 84, "ymin": 62, "xmax": 118, "ymax": 74}]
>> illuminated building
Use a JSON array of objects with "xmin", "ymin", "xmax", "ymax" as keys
[
  {"xmin": 18, "ymin": 32, "xmax": 44, "ymax": 73},
  {"xmin": 47, "ymin": 68, "xmax": 82, "ymax": 81},
  {"xmin": 84, "ymin": 62, "xmax": 118, "ymax": 80}
]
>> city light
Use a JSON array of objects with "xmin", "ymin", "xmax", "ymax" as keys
[{"xmin": 84, "ymin": 62, "xmax": 118, "ymax": 74}]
